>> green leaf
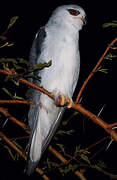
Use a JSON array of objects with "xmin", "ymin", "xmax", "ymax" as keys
[
  {"xmin": 59, "ymin": 164, "xmax": 78, "ymax": 175},
  {"xmin": 59, "ymin": 166, "xmax": 71, "ymax": 175},
  {"xmin": 104, "ymin": 53, "xmax": 117, "ymax": 60},
  {"xmin": 98, "ymin": 68, "xmax": 108, "ymax": 74},
  {"xmin": 46, "ymin": 158, "xmax": 52, "ymax": 169},
  {"xmin": 29, "ymin": 60, "xmax": 52, "ymax": 72},
  {"xmin": 12, "ymin": 140, "xmax": 23, "ymax": 150},
  {"xmin": 62, "ymin": 111, "xmax": 79, "ymax": 126},
  {"xmin": 80, "ymin": 154, "xmax": 91, "ymax": 164},
  {"xmin": 56, "ymin": 144, "xmax": 65, "ymax": 153},
  {"xmin": 2, "ymin": 87, "xmax": 13, "ymax": 98},
  {"xmin": 25, "ymin": 74, "xmax": 41, "ymax": 81},
  {"xmin": 5, "ymin": 74, "xmax": 19, "ymax": 82},
  {"xmin": 13, "ymin": 64, "xmax": 24, "ymax": 70},
  {"xmin": 96, "ymin": 66, "xmax": 108, "ymax": 74},
  {"xmin": 7, "ymin": 16, "xmax": 19, "ymax": 30},
  {"xmin": 0, "ymin": 42, "xmax": 14, "ymax": 48},
  {"xmin": 75, "ymin": 145, "xmax": 81, "ymax": 154},
  {"xmin": 2, "ymin": 87, "xmax": 24, "ymax": 100},
  {"xmin": 0, "ymin": 58, "xmax": 18, "ymax": 64},
  {"xmin": 13, "ymin": 95, "xmax": 25, "ymax": 100},
  {"xmin": 14, "ymin": 152, "xmax": 20, "ymax": 160},
  {"xmin": 56, "ymin": 129, "xmax": 74, "ymax": 136},
  {"xmin": 103, "ymin": 20, "xmax": 117, "ymax": 28},
  {"xmin": 4, "ymin": 145, "xmax": 16, "ymax": 160},
  {"xmin": 70, "ymin": 164, "xmax": 78, "ymax": 172},
  {"xmin": 7, "ymin": 42, "xmax": 14, "ymax": 47},
  {"xmin": 17, "ymin": 58, "xmax": 29, "ymax": 66},
  {"xmin": 97, "ymin": 160, "xmax": 107, "ymax": 168}
]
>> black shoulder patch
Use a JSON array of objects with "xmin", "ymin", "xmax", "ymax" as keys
[{"xmin": 29, "ymin": 26, "xmax": 46, "ymax": 66}]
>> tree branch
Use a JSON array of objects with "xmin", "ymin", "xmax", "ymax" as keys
[
  {"xmin": 72, "ymin": 103, "xmax": 117, "ymax": 141},
  {"xmin": 0, "ymin": 100, "xmax": 34, "ymax": 105},
  {"xmin": 0, "ymin": 131, "xmax": 50, "ymax": 180},
  {"xmin": 0, "ymin": 69, "xmax": 54, "ymax": 100},
  {"xmin": 0, "ymin": 100, "xmax": 117, "ymax": 141},
  {"xmin": 75, "ymin": 37, "xmax": 117, "ymax": 103},
  {"xmin": 0, "ymin": 107, "xmax": 30, "ymax": 134}
]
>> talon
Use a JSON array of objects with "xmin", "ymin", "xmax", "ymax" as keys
[
  {"xmin": 59, "ymin": 95, "xmax": 65, "ymax": 106},
  {"xmin": 66, "ymin": 97, "xmax": 73, "ymax": 108},
  {"xmin": 55, "ymin": 95, "xmax": 65, "ymax": 106},
  {"xmin": 54, "ymin": 94, "xmax": 73, "ymax": 108}
]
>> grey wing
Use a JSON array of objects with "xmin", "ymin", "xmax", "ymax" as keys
[
  {"xmin": 27, "ymin": 27, "xmax": 47, "ymax": 174},
  {"xmin": 27, "ymin": 27, "xmax": 65, "ymax": 175},
  {"xmin": 28, "ymin": 27, "xmax": 46, "ymax": 129}
]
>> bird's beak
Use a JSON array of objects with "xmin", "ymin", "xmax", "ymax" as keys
[
  {"xmin": 73, "ymin": 16, "xmax": 87, "ymax": 25},
  {"xmin": 82, "ymin": 16, "xmax": 87, "ymax": 25}
]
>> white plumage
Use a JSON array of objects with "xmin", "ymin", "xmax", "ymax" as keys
[{"xmin": 27, "ymin": 4, "xmax": 86, "ymax": 174}]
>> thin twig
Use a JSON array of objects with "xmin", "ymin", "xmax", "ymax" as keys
[
  {"xmin": 85, "ymin": 136, "xmax": 110, "ymax": 151},
  {"xmin": 20, "ymin": 79, "xmax": 54, "ymax": 100},
  {"xmin": 0, "ymin": 131, "xmax": 50, "ymax": 180},
  {"xmin": 0, "ymin": 100, "xmax": 34, "ymax": 105},
  {"xmin": 79, "ymin": 163, "xmax": 117, "ymax": 179},
  {"xmin": 75, "ymin": 37, "xmax": 117, "ymax": 103}
]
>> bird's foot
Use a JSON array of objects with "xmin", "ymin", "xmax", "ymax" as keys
[{"xmin": 54, "ymin": 93, "xmax": 73, "ymax": 108}]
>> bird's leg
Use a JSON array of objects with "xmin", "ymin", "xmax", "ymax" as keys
[{"xmin": 53, "ymin": 92, "xmax": 73, "ymax": 108}]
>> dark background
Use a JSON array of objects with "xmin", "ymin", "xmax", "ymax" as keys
[{"xmin": 0, "ymin": 0, "xmax": 117, "ymax": 179}]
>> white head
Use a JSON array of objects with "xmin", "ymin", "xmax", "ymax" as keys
[{"xmin": 46, "ymin": 4, "xmax": 86, "ymax": 31}]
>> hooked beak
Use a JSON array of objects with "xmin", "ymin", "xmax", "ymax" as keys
[
  {"xmin": 73, "ymin": 16, "xmax": 87, "ymax": 25},
  {"xmin": 82, "ymin": 16, "xmax": 87, "ymax": 25}
]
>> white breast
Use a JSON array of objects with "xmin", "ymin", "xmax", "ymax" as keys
[{"xmin": 38, "ymin": 27, "xmax": 80, "ymax": 97}]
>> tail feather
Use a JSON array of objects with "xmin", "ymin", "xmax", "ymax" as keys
[
  {"xmin": 27, "ymin": 120, "xmax": 42, "ymax": 175},
  {"xmin": 27, "ymin": 97, "xmax": 64, "ymax": 174},
  {"xmin": 27, "ymin": 159, "xmax": 39, "ymax": 175}
]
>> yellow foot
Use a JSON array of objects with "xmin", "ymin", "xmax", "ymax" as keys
[{"xmin": 54, "ymin": 94, "xmax": 73, "ymax": 108}]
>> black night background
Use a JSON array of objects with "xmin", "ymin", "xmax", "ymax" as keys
[{"xmin": 0, "ymin": 0, "xmax": 117, "ymax": 179}]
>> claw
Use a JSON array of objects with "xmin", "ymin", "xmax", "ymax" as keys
[
  {"xmin": 65, "ymin": 97, "xmax": 73, "ymax": 108},
  {"xmin": 54, "ymin": 94, "xmax": 73, "ymax": 108}
]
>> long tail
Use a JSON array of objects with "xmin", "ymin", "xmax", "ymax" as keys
[
  {"xmin": 27, "ymin": 159, "xmax": 39, "ymax": 175},
  {"xmin": 27, "ymin": 119, "xmax": 41, "ymax": 175},
  {"xmin": 27, "ymin": 95, "xmax": 64, "ymax": 175}
]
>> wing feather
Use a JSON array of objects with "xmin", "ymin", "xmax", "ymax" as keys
[
  {"xmin": 27, "ymin": 27, "xmax": 47, "ymax": 174},
  {"xmin": 28, "ymin": 27, "xmax": 46, "ymax": 128}
]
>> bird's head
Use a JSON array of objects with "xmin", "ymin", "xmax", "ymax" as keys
[{"xmin": 47, "ymin": 4, "xmax": 86, "ymax": 31}]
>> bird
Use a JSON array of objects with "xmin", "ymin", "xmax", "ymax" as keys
[{"xmin": 27, "ymin": 4, "xmax": 86, "ymax": 174}]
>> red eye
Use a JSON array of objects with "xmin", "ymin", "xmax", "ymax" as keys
[{"xmin": 67, "ymin": 9, "xmax": 80, "ymax": 16}]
